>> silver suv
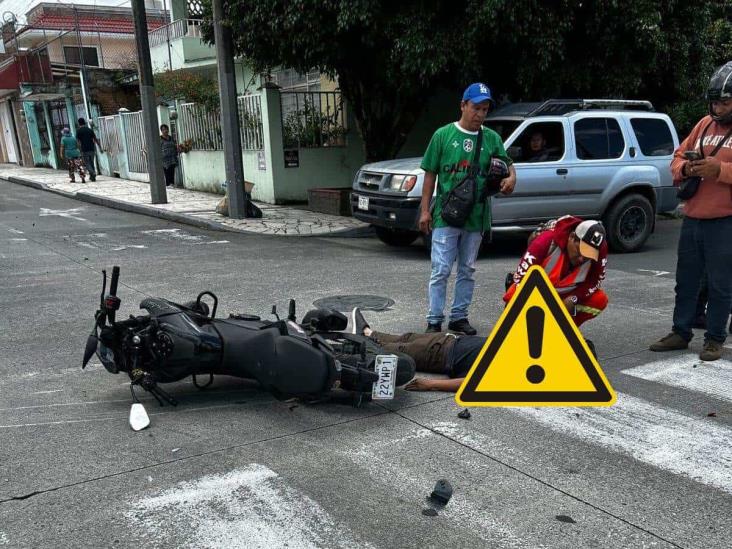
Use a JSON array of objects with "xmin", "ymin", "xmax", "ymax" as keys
[{"xmin": 351, "ymin": 99, "xmax": 680, "ymax": 252}]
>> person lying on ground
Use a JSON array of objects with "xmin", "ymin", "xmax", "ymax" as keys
[{"xmin": 350, "ymin": 307, "xmax": 484, "ymax": 392}]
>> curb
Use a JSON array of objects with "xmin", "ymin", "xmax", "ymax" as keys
[{"xmin": 4, "ymin": 176, "xmax": 373, "ymax": 238}]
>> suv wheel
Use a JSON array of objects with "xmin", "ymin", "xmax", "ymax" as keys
[
  {"xmin": 603, "ymin": 194, "xmax": 654, "ymax": 252},
  {"xmin": 374, "ymin": 226, "xmax": 419, "ymax": 247}
]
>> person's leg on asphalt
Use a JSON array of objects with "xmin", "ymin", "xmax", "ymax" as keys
[
  {"xmin": 427, "ymin": 227, "xmax": 460, "ymax": 329},
  {"xmin": 574, "ymin": 290, "xmax": 608, "ymax": 327},
  {"xmin": 671, "ymin": 217, "xmax": 704, "ymax": 341},
  {"xmin": 370, "ymin": 331, "xmax": 456, "ymax": 373},
  {"xmin": 448, "ymin": 229, "xmax": 483, "ymax": 332},
  {"xmin": 700, "ymin": 216, "xmax": 732, "ymax": 359}
]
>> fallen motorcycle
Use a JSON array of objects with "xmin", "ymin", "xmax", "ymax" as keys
[{"xmin": 82, "ymin": 266, "xmax": 415, "ymax": 429}]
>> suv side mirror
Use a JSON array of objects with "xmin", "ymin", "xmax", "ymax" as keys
[{"xmin": 507, "ymin": 146, "xmax": 522, "ymax": 161}]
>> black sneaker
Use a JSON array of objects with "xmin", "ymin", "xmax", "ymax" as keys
[
  {"xmin": 448, "ymin": 318, "xmax": 477, "ymax": 335},
  {"xmin": 351, "ymin": 307, "xmax": 369, "ymax": 335},
  {"xmin": 425, "ymin": 323, "xmax": 442, "ymax": 333},
  {"xmin": 90, "ymin": 176, "xmax": 96, "ymax": 182}
]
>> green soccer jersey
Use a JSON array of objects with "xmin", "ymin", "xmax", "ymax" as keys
[{"xmin": 420, "ymin": 122, "xmax": 511, "ymax": 232}]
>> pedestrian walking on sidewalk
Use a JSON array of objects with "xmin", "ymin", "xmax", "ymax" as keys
[
  {"xmin": 160, "ymin": 124, "xmax": 179, "ymax": 188},
  {"xmin": 59, "ymin": 127, "xmax": 86, "ymax": 183},
  {"xmin": 418, "ymin": 83, "xmax": 516, "ymax": 335},
  {"xmin": 76, "ymin": 118, "xmax": 101, "ymax": 182}
]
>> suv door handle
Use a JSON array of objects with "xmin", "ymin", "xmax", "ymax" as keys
[{"xmin": 556, "ymin": 168, "xmax": 568, "ymax": 175}]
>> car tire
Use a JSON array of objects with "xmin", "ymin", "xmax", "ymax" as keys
[
  {"xmin": 374, "ymin": 226, "xmax": 419, "ymax": 247},
  {"xmin": 603, "ymin": 194, "xmax": 654, "ymax": 253}
]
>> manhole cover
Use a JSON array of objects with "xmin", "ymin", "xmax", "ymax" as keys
[{"xmin": 313, "ymin": 295, "xmax": 395, "ymax": 312}]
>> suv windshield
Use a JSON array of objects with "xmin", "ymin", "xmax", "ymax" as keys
[{"xmin": 483, "ymin": 119, "xmax": 521, "ymax": 143}]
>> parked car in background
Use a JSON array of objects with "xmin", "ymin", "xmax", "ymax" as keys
[{"xmin": 351, "ymin": 99, "xmax": 680, "ymax": 252}]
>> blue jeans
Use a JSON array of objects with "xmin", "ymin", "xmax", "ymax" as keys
[
  {"xmin": 427, "ymin": 227, "xmax": 483, "ymax": 325},
  {"xmin": 672, "ymin": 216, "xmax": 732, "ymax": 343}
]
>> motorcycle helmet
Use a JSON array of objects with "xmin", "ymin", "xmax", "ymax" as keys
[{"xmin": 707, "ymin": 61, "xmax": 732, "ymax": 124}]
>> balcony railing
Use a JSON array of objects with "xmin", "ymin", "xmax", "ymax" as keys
[{"xmin": 149, "ymin": 18, "xmax": 204, "ymax": 48}]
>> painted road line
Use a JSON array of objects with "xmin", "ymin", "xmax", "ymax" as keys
[
  {"xmin": 514, "ymin": 392, "xmax": 732, "ymax": 495},
  {"xmin": 344, "ymin": 426, "xmax": 544, "ymax": 548},
  {"xmin": 127, "ymin": 464, "xmax": 373, "ymax": 549},
  {"xmin": 39, "ymin": 207, "xmax": 90, "ymax": 223},
  {"xmin": 622, "ymin": 356, "xmax": 732, "ymax": 403}
]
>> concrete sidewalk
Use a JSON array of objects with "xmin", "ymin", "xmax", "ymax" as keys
[{"xmin": 0, "ymin": 164, "xmax": 371, "ymax": 237}]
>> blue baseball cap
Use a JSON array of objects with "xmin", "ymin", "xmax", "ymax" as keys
[{"xmin": 463, "ymin": 82, "xmax": 494, "ymax": 105}]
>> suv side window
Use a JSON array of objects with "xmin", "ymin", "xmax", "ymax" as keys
[
  {"xmin": 574, "ymin": 118, "xmax": 625, "ymax": 160},
  {"xmin": 630, "ymin": 118, "xmax": 674, "ymax": 156},
  {"xmin": 509, "ymin": 122, "xmax": 565, "ymax": 163}
]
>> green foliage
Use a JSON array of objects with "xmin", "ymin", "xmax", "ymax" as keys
[
  {"xmin": 282, "ymin": 98, "xmax": 347, "ymax": 149},
  {"xmin": 154, "ymin": 69, "xmax": 220, "ymax": 111},
  {"xmin": 205, "ymin": 0, "xmax": 732, "ymax": 159}
]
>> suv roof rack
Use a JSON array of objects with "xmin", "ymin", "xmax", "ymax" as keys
[{"xmin": 527, "ymin": 99, "xmax": 655, "ymax": 116}]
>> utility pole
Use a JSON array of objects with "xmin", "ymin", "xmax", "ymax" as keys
[
  {"xmin": 162, "ymin": 0, "xmax": 172, "ymax": 71},
  {"xmin": 212, "ymin": 0, "xmax": 247, "ymax": 218},
  {"xmin": 72, "ymin": 6, "xmax": 91, "ymax": 122},
  {"xmin": 131, "ymin": 0, "xmax": 167, "ymax": 204}
]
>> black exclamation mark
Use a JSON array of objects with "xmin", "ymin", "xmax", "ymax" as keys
[{"xmin": 525, "ymin": 306, "xmax": 545, "ymax": 384}]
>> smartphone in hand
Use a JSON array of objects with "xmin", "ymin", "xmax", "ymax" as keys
[{"xmin": 684, "ymin": 151, "xmax": 702, "ymax": 161}]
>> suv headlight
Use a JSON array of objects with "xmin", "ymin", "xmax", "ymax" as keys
[{"xmin": 389, "ymin": 175, "xmax": 417, "ymax": 192}]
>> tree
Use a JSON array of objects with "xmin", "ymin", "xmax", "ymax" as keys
[{"xmin": 204, "ymin": 0, "xmax": 727, "ymax": 160}]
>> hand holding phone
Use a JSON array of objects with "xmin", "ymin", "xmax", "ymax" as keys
[{"xmin": 684, "ymin": 151, "xmax": 702, "ymax": 161}]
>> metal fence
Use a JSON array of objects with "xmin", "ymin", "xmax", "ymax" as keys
[
  {"xmin": 237, "ymin": 95, "xmax": 264, "ymax": 151},
  {"xmin": 97, "ymin": 115, "xmax": 121, "ymax": 175},
  {"xmin": 178, "ymin": 103, "xmax": 223, "ymax": 151},
  {"xmin": 121, "ymin": 111, "xmax": 148, "ymax": 173},
  {"xmin": 280, "ymin": 91, "xmax": 347, "ymax": 149},
  {"xmin": 149, "ymin": 19, "xmax": 204, "ymax": 48}
]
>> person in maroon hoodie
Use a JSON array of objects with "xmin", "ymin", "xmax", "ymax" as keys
[
  {"xmin": 650, "ymin": 61, "xmax": 732, "ymax": 362},
  {"xmin": 504, "ymin": 215, "xmax": 609, "ymax": 329}
]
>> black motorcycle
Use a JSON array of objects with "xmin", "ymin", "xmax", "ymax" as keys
[{"xmin": 82, "ymin": 266, "xmax": 415, "ymax": 428}]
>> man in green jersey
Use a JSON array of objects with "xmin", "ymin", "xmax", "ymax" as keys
[{"xmin": 418, "ymin": 83, "xmax": 516, "ymax": 335}]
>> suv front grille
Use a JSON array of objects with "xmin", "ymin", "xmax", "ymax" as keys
[{"xmin": 358, "ymin": 172, "xmax": 386, "ymax": 191}]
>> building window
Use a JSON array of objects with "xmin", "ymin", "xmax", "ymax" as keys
[{"xmin": 63, "ymin": 46, "xmax": 99, "ymax": 67}]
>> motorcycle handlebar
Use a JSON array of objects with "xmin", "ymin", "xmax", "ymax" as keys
[{"xmin": 109, "ymin": 266, "xmax": 120, "ymax": 297}]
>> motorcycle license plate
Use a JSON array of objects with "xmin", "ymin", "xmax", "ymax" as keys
[
  {"xmin": 358, "ymin": 195, "xmax": 369, "ymax": 211},
  {"xmin": 372, "ymin": 354, "xmax": 397, "ymax": 400}
]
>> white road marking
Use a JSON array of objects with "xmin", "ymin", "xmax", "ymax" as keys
[
  {"xmin": 0, "ymin": 530, "xmax": 8, "ymax": 545},
  {"xmin": 8, "ymin": 228, "xmax": 24, "ymax": 234},
  {"xmin": 8, "ymin": 238, "xmax": 27, "ymax": 242},
  {"xmin": 343, "ymin": 427, "xmax": 540, "ymax": 548},
  {"xmin": 637, "ymin": 269, "xmax": 671, "ymax": 277},
  {"xmin": 513, "ymin": 392, "xmax": 732, "ymax": 495},
  {"xmin": 39, "ymin": 207, "xmax": 90, "ymax": 223},
  {"xmin": 140, "ymin": 228, "xmax": 228, "ymax": 245},
  {"xmin": 29, "ymin": 389, "xmax": 63, "ymax": 395},
  {"xmin": 127, "ymin": 464, "xmax": 372, "ymax": 549},
  {"xmin": 111, "ymin": 245, "xmax": 147, "ymax": 251},
  {"xmin": 622, "ymin": 356, "xmax": 732, "ymax": 403}
]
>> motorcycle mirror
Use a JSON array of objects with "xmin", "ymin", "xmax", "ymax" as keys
[
  {"xmin": 82, "ymin": 333, "xmax": 99, "ymax": 369},
  {"xmin": 129, "ymin": 403, "xmax": 150, "ymax": 431}
]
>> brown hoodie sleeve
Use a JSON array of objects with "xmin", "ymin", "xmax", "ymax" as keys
[{"xmin": 670, "ymin": 118, "xmax": 707, "ymax": 184}]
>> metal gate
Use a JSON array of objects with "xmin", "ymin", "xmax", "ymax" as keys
[
  {"xmin": 98, "ymin": 115, "xmax": 121, "ymax": 175},
  {"xmin": 121, "ymin": 110, "xmax": 148, "ymax": 173}
]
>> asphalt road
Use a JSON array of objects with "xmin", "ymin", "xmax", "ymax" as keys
[{"xmin": 1, "ymin": 179, "xmax": 730, "ymax": 549}]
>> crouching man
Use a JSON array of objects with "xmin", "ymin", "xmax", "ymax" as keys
[{"xmin": 505, "ymin": 216, "xmax": 609, "ymax": 327}]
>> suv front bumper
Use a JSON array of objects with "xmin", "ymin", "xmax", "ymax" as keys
[{"xmin": 351, "ymin": 192, "xmax": 421, "ymax": 231}]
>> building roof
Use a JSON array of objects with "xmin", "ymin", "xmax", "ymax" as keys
[{"xmin": 22, "ymin": 13, "xmax": 164, "ymax": 34}]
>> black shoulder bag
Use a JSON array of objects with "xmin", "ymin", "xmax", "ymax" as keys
[
  {"xmin": 677, "ymin": 122, "xmax": 732, "ymax": 200},
  {"xmin": 441, "ymin": 131, "xmax": 482, "ymax": 227}
]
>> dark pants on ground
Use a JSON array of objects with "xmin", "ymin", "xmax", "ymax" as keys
[
  {"xmin": 694, "ymin": 272, "xmax": 732, "ymax": 321},
  {"xmin": 371, "ymin": 331, "xmax": 457, "ymax": 374},
  {"xmin": 673, "ymin": 216, "xmax": 732, "ymax": 343},
  {"xmin": 163, "ymin": 165, "xmax": 176, "ymax": 187},
  {"xmin": 81, "ymin": 151, "xmax": 96, "ymax": 179}
]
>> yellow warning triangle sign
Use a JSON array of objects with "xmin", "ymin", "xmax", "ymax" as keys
[{"xmin": 455, "ymin": 265, "xmax": 616, "ymax": 407}]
